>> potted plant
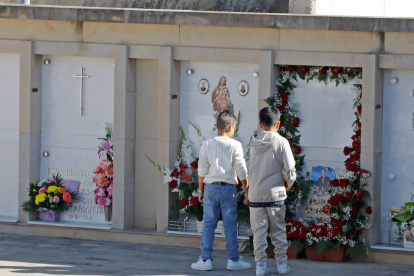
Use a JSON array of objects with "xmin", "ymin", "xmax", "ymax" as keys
[
  {"xmin": 22, "ymin": 174, "xmax": 77, "ymax": 221},
  {"xmin": 394, "ymin": 202, "xmax": 414, "ymax": 249},
  {"xmin": 93, "ymin": 124, "xmax": 113, "ymax": 222}
]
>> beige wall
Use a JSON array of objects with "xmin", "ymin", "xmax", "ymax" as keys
[
  {"xmin": 0, "ymin": 19, "xmax": 82, "ymax": 42},
  {"xmin": 135, "ymin": 59, "xmax": 159, "ymax": 229}
]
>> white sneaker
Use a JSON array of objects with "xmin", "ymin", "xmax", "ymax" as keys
[
  {"xmin": 277, "ymin": 261, "xmax": 291, "ymax": 275},
  {"xmin": 226, "ymin": 256, "xmax": 251, "ymax": 270},
  {"xmin": 191, "ymin": 257, "xmax": 213, "ymax": 271},
  {"xmin": 256, "ymin": 262, "xmax": 269, "ymax": 276}
]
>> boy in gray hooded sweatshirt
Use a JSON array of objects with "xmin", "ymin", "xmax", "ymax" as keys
[{"xmin": 248, "ymin": 106, "xmax": 296, "ymax": 276}]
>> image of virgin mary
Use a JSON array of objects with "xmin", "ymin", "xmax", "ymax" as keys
[{"xmin": 212, "ymin": 76, "xmax": 234, "ymax": 118}]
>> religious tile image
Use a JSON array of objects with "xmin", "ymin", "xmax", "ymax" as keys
[
  {"xmin": 212, "ymin": 76, "xmax": 234, "ymax": 118},
  {"xmin": 237, "ymin": 80, "xmax": 249, "ymax": 96},
  {"xmin": 198, "ymin": 78, "xmax": 210, "ymax": 94},
  {"xmin": 311, "ymin": 166, "xmax": 336, "ymax": 196}
]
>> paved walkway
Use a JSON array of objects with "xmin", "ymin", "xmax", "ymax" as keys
[{"xmin": 0, "ymin": 234, "xmax": 411, "ymax": 275}]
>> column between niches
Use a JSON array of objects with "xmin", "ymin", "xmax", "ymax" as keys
[
  {"xmin": 258, "ymin": 51, "xmax": 276, "ymax": 130},
  {"xmin": 157, "ymin": 47, "xmax": 181, "ymax": 233},
  {"xmin": 18, "ymin": 41, "xmax": 43, "ymax": 223},
  {"xmin": 361, "ymin": 55, "xmax": 383, "ymax": 247},
  {"xmin": 112, "ymin": 45, "xmax": 136, "ymax": 230}
]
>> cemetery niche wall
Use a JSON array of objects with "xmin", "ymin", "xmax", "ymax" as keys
[
  {"xmin": 147, "ymin": 63, "xmax": 373, "ymax": 256},
  {"xmin": 38, "ymin": 55, "xmax": 114, "ymax": 227}
]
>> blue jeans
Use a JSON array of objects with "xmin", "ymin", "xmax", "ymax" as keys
[{"xmin": 201, "ymin": 183, "xmax": 240, "ymax": 262}]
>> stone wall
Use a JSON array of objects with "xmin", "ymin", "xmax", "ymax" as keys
[{"xmin": 15, "ymin": 0, "xmax": 290, "ymax": 13}]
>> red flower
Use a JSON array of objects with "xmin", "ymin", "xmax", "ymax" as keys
[
  {"xmin": 236, "ymin": 178, "xmax": 242, "ymax": 189},
  {"xmin": 358, "ymin": 121, "xmax": 361, "ymax": 128},
  {"xmin": 356, "ymin": 190, "xmax": 364, "ymax": 198},
  {"xmin": 327, "ymin": 197, "xmax": 338, "ymax": 207},
  {"xmin": 356, "ymin": 129, "xmax": 361, "ymax": 137},
  {"xmin": 180, "ymin": 197, "xmax": 189, "ymax": 206},
  {"xmin": 343, "ymin": 147, "xmax": 351, "ymax": 156},
  {"xmin": 332, "ymin": 228, "xmax": 341, "ymax": 237},
  {"xmin": 331, "ymin": 179, "xmax": 339, "ymax": 187},
  {"xmin": 357, "ymin": 105, "xmax": 362, "ymax": 114},
  {"xmin": 62, "ymin": 192, "xmax": 72, "ymax": 203},
  {"xmin": 350, "ymin": 208, "xmax": 359, "ymax": 215},
  {"xmin": 280, "ymin": 92, "xmax": 289, "ymax": 101},
  {"xmin": 171, "ymin": 169, "xmax": 179, "ymax": 178},
  {"xmin": 360, "ymin": 68, "xmax": 363, "ymax": 73},
  {"xmin": 335, "ymin": 193, "xmax": 345, "ymax": 203},
  {"xmin": 277, "ymin": 106, "xmax": 284, "ymax": 113},
  {"xmin": 332, "ymin": 67, "xmax": 339, "ymax": 76},
  {"xmin": 182, "ymin": 174, "xmax": 192, "ymax": 183},
  {"xmin": 357, "ymin": 228, "xmax": 363, "ymax": 235},
  {"xmin": 322, "ymin": 205, "xmax": 330, "ymax": 214},
  {"xmin": 336, "ymin": 221, "xmax": 345, "ymax": 230},
  {"xmin": 340, "ymin": 179, "xmax": 350, "ymax": 188},
  {"xmin": 346, "ymin": 67, "xmax": 352, "ymax": 73},
  {"xmin": 169, "ymin": 179, "xmax": 178, "ymax": 188},
  {"xmin": 292, "ymin": 118, "xmax": 300, "ymax": 126},
  {"xmin": 352, "ymin": 141, "xmax": 360, "ymax": 149},
  {"xmin": 179, "ymin": 163, "xmax": 188, "ymax": 177},
  {"xmin": 300, "ymin": 66, "xmax": 309, "ymax": 74},
  {"xmin": 365, "ymin": 206, "xmax": 372, "ymax": 215},
  {"xmin": 190, "ymin": 161, "xmax": 198, "ymax": 170},
  {"xmin": 280, "ymin": 66, "xmax": 288, "ymax": 73},
  {"xmin": 345, "ymin": 160, "xmax": 357, "ymax": 171},
  {"xmin": 293, "ymin": 145, "xmax": 301, "ymax": 155},
  {"xmin": 287, "ymin": 65, "xmax": 294, "ymax": 71},
  {"xmin": 190, "ymin": 196, "xmax": 199, "ymax": 206},
  {"xmin": 299, "ymin": 232, "xmax": 307, "ymax": 240},
  {"xmin": 351, "ymin": 135, "xmax": 357, "ymax": 142},
  {"xmin": 360, "ymin": 169, "xmax": 369, "ymax": 176},
  {"xmin": 346, "ymin": 192, "xmax": 354, "ymax": 201},
  {"xmin": 319, "ymin": 67, "xmax": 327, "ymax": 75},
  {"xmin": 350, "ymin": 154, "xmax": 359, "ymax": 163}
]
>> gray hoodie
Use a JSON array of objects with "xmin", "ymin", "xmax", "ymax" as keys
[{"xmin": 248, "ymin": 131, "xmax": 297, "ymax": 203}]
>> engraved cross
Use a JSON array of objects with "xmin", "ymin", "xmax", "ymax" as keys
[{"xmin": 74, "ymin": 68, "xmax": 91, "ymax": 116}]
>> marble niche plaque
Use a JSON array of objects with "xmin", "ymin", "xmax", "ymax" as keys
[{"xmin": 40, "ymin": 56, "xmax": 114, "ymax": 225}]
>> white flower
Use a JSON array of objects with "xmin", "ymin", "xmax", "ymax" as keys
[
  {"xmin": 197, "ymin": 136, "xmax": 203, "ymax": 146},
  {"xmin": 37, "ymin": 179, "xmax": 47, "ymax": 186},
  {"xmin": 171, "ymin": 188, "xmax": 180, "ymax": 193},
  {"xmin": 174, "ymin": 160, "xmax": 181, "ymax": 172}
]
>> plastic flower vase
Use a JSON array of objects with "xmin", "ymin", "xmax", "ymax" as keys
[{"xmin": 40, "ymin": 209, "xmax": 60, "ymax": 222}]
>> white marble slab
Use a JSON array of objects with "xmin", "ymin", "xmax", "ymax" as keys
[
  {"xmin": 180, "ymin": 61, "xmax": 259, "ymax": 151},
  {"xmin": 41, "ymin": 55, "xmax": 114, "ymax": 225},
  {"xmin": 28, "ymin": 220, "xmax": 112, "ymax": 230},
  {"xmin": 0, "ymin": 53, "xmax": 19, "ymax": 218},
  {"xmin": 381, "ymin": 69, "xmax": 414, "ymax": 243}
]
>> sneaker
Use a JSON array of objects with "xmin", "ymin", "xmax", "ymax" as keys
[
  {"xmin": 277, "ymin": 261, "xmax": 291, "ymax": 275},
  {"xmin": 226, "ymin": 256, "xmax": 251, "ymax": 270},
  {"xmin": 191, "ymin": 257, "xmax": 213, "ymax": 271},
  {"xmin": 256, "ymin": 262, "xmax": 269, "ymax": 276}
]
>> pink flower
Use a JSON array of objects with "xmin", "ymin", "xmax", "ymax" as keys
[
  {"xmin": 107, "ymin": 184, "xmax": 113, "ymax": 197},
  {"xmin": 98, "ymin": 197, "xmax": 106, "ymax": 206},
  {"xmin": 99, "ymin": 138, "xmax": 113, "ymax": 156},
  {"xmin": 53, "ymin": 196, "xmax": 60, "ymax": 203},
  {"xmin": 49, "ymin": 179, "xmax": 56, "ymax": 183},
  {"xmin": 100, "ymin": 160, "xmax": 112, "ymax": 172},
  {"xmin": 105, "ymin": 197, "xmax": 112, "ymax": 207},
  {"xmin": 93, "ymin": 173, "xmax": 108, "ymax": 187},
  {"xmin": 95, "ymin": 187, "xmax": 106, "ymax": 197},
  {"xmin": 39, "ymin": 187, "xmax": 47, "ymax": 194}
]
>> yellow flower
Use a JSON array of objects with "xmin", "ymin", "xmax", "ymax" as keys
[
  {"xmin": 47, "ymin": 186, "xmax": 59, "ymax": 194},
  {"xmin": 35, "ymin": 193, "xmax": 47, "ymax": 205},
  {"xmin": 32, "ymin": 189, "xmax": 36, "ymax": 192},
  {"xmin": 30, "ymin": 180, "xmax": 35, "ymax": 186}
]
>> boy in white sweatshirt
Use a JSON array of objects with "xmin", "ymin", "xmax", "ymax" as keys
[{"xmin": 248, "ymin": 107, "xmax": 297, "ymax": 276}]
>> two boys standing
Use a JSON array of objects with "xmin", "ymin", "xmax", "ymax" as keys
[{"xmin": 192, "ymin": 107, "xmax": 297, "ymax": 275}]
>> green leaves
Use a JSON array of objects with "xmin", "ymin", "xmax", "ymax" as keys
[{"xmin": 395, "ymin": 209, "xmax": 414, "ymax": 222}]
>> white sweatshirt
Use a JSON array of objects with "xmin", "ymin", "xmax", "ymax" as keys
[
  {"xmin": 248, "ymin": 131, "xmax": 297, "ymax": 202},
  {"xmin": 198, "ymin": 136, "xmax": 248, "ymax": 185}
]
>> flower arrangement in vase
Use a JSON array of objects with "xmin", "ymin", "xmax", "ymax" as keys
[
  {"xmin": 22, "ymin": 174, "xmax": 77, "ymax": 221},
  {"xmin": 93, "ymin": 123, "xmax": 113, "ymax": 221},
  {"xmin": 394, "ymin": 202, "xmax": 414, "ymax": 249},
  {"xmin": 384, "ymin": 206, "xmax": 403, "ymax": 244}
]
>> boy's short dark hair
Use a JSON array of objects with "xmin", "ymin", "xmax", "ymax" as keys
[
  {"xmin": 217, "ymin": 110, "xmax": 237, "ymax": 130},
  {"xmin": 259, "ymin": 106, "xmax": 280, "ymax": 127}
]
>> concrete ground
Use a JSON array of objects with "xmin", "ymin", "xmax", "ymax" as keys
[{"xmin": 0, "ymin": 234, "xmax": 412, "ymax": 276}]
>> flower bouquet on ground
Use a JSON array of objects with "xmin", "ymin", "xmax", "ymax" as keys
[
  {"xmin": 22, "ymin": 174, "xmax": 77, "ymax": 221},
  {"xmin": 93, "ymin": 124, "xmax": 113, "ymax": 221},
  {"xmin": 394, "ymin": 202, "xmax": 414, "ymax": 248}
]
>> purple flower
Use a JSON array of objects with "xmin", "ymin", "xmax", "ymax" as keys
[{"xmin": 99, "ymin": 138, "xmax": 113, "ymax": 156}]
